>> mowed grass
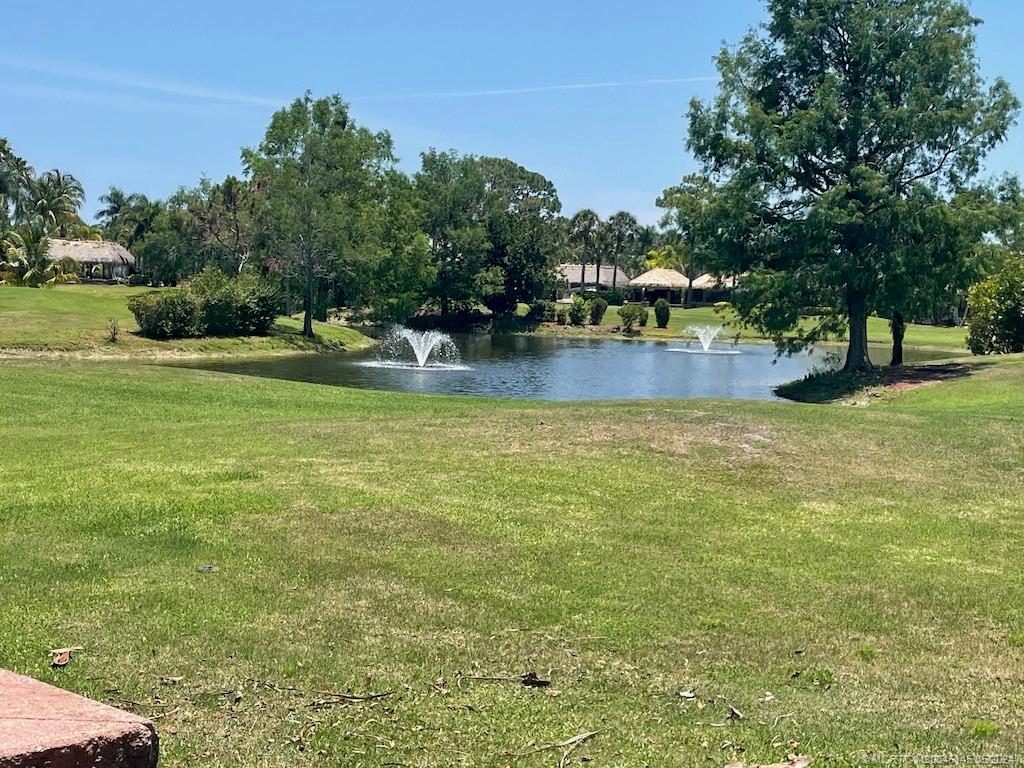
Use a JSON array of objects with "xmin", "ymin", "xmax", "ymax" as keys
[
  {"xmin": 0, "ymin": 285, "xmax": 371, "ymax": 355},
  {"xmin": 1, "ymin": 355, "xmax": 1023, "ymax": 765}
]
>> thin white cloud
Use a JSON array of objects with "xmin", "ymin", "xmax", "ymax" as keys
[
  {"xmin": 358, "ymin": 76, "xmax": 718, "ymax": 100},
  {"xmin": 0, "ymin": 55, "xmax": 717, "ymax": 108},
  {"xmin": 0, "ymin": 56, "xmax": 283, "ymax": 107},
  {"xmin": 0, "ymin": 81, "xmax": 240, "ymax": 113}
]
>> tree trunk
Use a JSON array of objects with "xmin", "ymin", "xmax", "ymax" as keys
[
  {"xmin": 612, "ymin": 253, "xmax": 618, "ymax": 290},
  {"xmin": 843, "ymin": 293, "xmax": 872, "ymax": 373},
  {"xmin": 686, "ymin": 274, "xmax": 694, "ymax": 308},
  {"xmin": 890, "ymin": 309, "xmax": 905, "ymax": 367},
  {"xmin": 302, "ymin": 249, "xmax": 314, "ymax": 338},
  {"xmin": 594, "ymin": 253, "xmax": 602, "ymax": 293},
  {"xmin": 580, "ymin": 260, "xmax": 586, "ymax": 295}
]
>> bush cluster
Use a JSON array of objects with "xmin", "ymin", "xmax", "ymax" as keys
[
  {"xmin": 567, "ymin": 295, "xmax": 588, "ymax": 326},
  {"xmin": 967, "ymin": 259, "xmax": 1024, "ymax": 354},
  {"xmin": 654, "ymin": 298, "xmax": 671, "ymax": 329},
  {"xmin": 589, "ymin": 296, "xmax": 609, "ymax": 325},
  {"xmin": 128, "ymin": 268, "xmax": 279, "ymax": 340},
  {"xmin": 619, "ymin": 304, "xmax": 644, "ymax": 331}
]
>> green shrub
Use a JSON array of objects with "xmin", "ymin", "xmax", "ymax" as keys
[
  {"xmin": 595, "ymin": 288, "xmax": 626, "ymax": 306},
  {"xmin": 567, "ymin": 295, "xmax": 588, "ymax": 326},
  {"xmin": 232, "ymin": 278, "xmax": 280, "ymax": 335},
  {"xmin": 128, "ymin": 269, "xmax": 279, "ymax": 340},
  {"xmin": 527, "ymin": 300, "xmax": 556, "ymax": 323},
  {"xmin": 555, "ymin": 307, "xmax": 568, "ymax": 325},
  {"xmin": 128, "ymin": 291, "xmax": 201, "ymax": 339},
  {"xmin": 968, "ymin": 258, "xmax": 1024, "ymax": 354},
  {"xmin": 589, "ymin": 296, "xmax": 609, "ymax": 325},
  {"xmin": 654, "ymin": 298, "xmax": 670, "ymax": 328},
  {"xmin": 638, "ymin": 305, "xmax": 650, "ymax": 327},
  {"xmin": 619, "ymin": 304, "xmax": 644, "ymax": 332},
  {"xmin": 127, "ymin": 273, "xmax": 150, "ymax": 286}
]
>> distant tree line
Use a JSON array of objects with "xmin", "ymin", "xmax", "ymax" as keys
[{"xmin": 1, "ymin": 95, "xmax": 659, "ymax": 334}]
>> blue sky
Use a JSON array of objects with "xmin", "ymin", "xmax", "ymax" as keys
[{"xmin": 2, "ymin": 0, "xmax": 1021, "ymax": 225}]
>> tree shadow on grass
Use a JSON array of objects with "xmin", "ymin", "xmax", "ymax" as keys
[{"xmin": 775, "ymin": 361, "xmax": 989, "ymax": 404}]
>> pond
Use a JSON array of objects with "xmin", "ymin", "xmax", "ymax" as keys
[{"xmin": 184, "ymin": 334, "xmax": 838, "ymax": 400}]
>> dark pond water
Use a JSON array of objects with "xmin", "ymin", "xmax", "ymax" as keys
[{"xmin": 184, "ymin": 334, "xmax": 837, "ymax": 401}]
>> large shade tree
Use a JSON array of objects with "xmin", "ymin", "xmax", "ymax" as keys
[
  {"xmin": 243, "ymin": 93, "xmax": 394, "ymax": 337},
  {"xmin": 414, "ymin": 150, "xmax": 492, "ymax": 317},
  {"xmin": 415, "ymin": 151, "xmax": 562, "ymax": 318},
  {"xmin": 687, "ymin": 0, "xmax": 1018, "ymax": 371},
  {"xmin": 657, "ymin": 176, "xmax": 721, "ymax": 306}
]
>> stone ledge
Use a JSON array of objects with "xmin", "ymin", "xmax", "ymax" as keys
[{"xmin": 0, "ymin": 669, "xmax": 158, "ymax": 768}]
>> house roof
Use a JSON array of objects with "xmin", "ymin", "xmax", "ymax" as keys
[
  {"xmin": 46, "ymin": 239, "xmax": 136, "ymax": 266},
  {"xmin": 629, "ymin": 268, "xmax": 688, "ymax": 289},
  {"xmin": 558, "ymin": 263, "xmax": 630, "ymax": 288}
]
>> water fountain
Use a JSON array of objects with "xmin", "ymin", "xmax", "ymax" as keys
[
  {"xmin": 668, "ymin": 324, "xmax": 741, "ymax": 355},
  {"xmin": 368, "ymin": 326, "xmax": 466, "ymax": 369}
]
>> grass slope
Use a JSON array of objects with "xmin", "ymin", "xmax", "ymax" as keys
[
  {"xmin": 1, "ymin": 356, "xmax": 1022, "ymax": 765},
  {"xmin": 0, "ymin": 285, "xmax": 372, "ymax": 356}
]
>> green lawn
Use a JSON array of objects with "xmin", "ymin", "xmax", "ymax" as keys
[
  {"xmin": 0, "ymin": 285, "xmax": 371, "ymax": 355},
  {"xmin": 2, "ymin": 353, "xmax": 1023, "ymax": 765}
]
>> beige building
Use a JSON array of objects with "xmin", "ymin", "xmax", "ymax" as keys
[{"xmin": 46, "ymin": 239, "xmax": 137, "ymax": 281}]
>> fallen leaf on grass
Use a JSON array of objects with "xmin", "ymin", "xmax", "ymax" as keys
[
  {"xmin": 728, "ymin": 705, "xmax": 744, "ymax": 720},
  {"xmin": 49, "ymin": 647, "xmax": 83, "ymax": 667},
  {"xmin": 679, "ymin": 689, "xmax": 697, "ymax": 700}
]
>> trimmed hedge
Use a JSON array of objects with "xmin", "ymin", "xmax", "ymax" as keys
[{"xmin": 654, "ymin": 298, "xmax": 670, "ymax": 328}]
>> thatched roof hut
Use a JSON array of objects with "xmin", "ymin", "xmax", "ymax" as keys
[
  {"xmin": 46, "ymin": 239, "xmax": 136, "ymax": 279},
  {"xmin": 629, "ymin": 268, "xmax": 688, "ymax": 290},
  {"xmin": 557, "ymin": 264, "xmax": 631, "ymax": 292}
]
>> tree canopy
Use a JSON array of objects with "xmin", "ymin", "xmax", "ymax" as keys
[{"xmin": 686, "ymin": 0, "xmax": 1019, "ymax": 370}]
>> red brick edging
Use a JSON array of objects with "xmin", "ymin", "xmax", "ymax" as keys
[{"xmin": 0, "ymin": 669, "xmax": 158, "ymax": 767}]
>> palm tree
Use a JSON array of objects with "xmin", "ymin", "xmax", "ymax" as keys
[
  {"xmin": 120, "ymin": 195, "xmax": 161, "ymax": 252},
  {"xmin": 606, "ymin": 211, "xmax": 639, "ymax": 290},
  {"xmin": 0, "ymin": 140, "xmax": 35, "ymax": 227},
  {"xmin": 1, "ymin": 222, "xmax": 78, "ymax": 286},
  {"xmin": 31, "ymin": 169, "xmax": 85, "ymax": 237},
  {"xmin": 568, "ymin": 209, "xmax": 601, "ymax": 293},
  {"xmin": 96, "ymin": 186, "xmax": 131, "ymax": 236}
]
